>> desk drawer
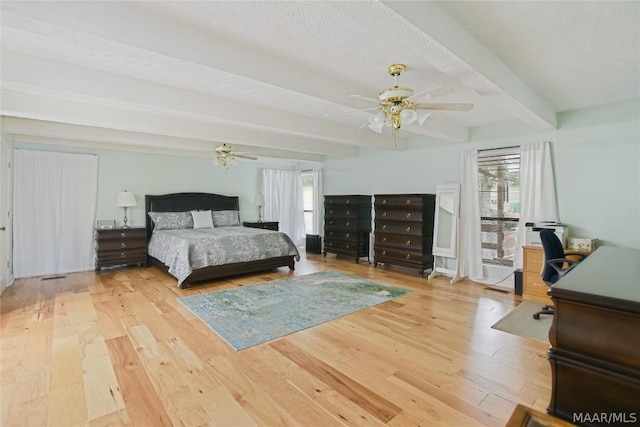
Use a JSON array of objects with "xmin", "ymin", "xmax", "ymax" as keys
[{"xmin": 524, "ymin": 271, "xmax": 549, "ymax": 297}]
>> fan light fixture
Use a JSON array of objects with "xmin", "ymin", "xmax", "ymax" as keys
[
  {"xmin": 215, "ymin": 144, "xmax": 236, "ymax": 168},
  {"xmin": 366, "ymin": 64, "xmax": 432, "ymax": 135}
]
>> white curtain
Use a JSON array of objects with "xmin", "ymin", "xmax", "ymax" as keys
[
  {"xmin": 312, "ymin": 168, "xmax": 324, "ymax": 236},
  {"xmin": 513, "ymin": 141, "xmax": 558, "ymax": 269},
  {"xmin": 458, "ymin": 149, "xmax": 484, "ymax": 281},
  {"xmin": 13, "ymin": 150, "xmax": 98, "ymax": 278},
  {"xmin": 262, "ymin": 169, "xmax": 306, "ymax": 245}
]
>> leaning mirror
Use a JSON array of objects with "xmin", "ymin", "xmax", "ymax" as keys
[{"xmin": 432, "ymin": 184, "xmax": 460, "ymax": 258}]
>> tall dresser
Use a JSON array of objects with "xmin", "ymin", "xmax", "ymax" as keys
[
  {"xmin": 373, "ymin": 193, "xmax": 436, "ymax": 276},
  {"xmin": 323, "ymin": 195, "xmax": 372, "ymax": 263}
]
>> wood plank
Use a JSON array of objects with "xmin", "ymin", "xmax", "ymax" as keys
[{"xmin": 1, "ymin": 254, "xmax": 553, "ymax": 426}]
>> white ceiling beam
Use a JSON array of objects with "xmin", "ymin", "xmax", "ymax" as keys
[
  {"xmin": 1, "ymin": 90, "xmax": 362, "ymax": 159},
  {"xmin": 1, "ymin": 50, "xmax": 403, "ymax": 150},
  {"xmin": 383, "ymin": 1, "xmax": 557, "ymax": 130}
]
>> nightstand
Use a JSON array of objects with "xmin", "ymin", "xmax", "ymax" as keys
[
  {"xmin": 95, "ymin": 227, "xmax": 148, "ymax": 271},
  {"xmin": 242, "ymin": 221, "xmax": 279, "ymax": 231}
]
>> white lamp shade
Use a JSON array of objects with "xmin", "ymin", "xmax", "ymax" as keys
[
  {"xmin": 253, "ymin": 194, "xmax": 265, "ymax": 207},
  {"xmin": 400, "ymin": 108, "xmax": 417, "ymax": 126},
  {"xmin": 115, "ymin": 191, "xmax": 137, "ymax": 208},
  {"xmin": 416, "ymin": 111, "xmax": 431, "ymax": 126}
]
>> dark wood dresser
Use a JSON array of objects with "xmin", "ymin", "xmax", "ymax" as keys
[
  {"xmin": 323, "ymin": 195, "xmax": 372, "ymax": 263},
  {"xmin": 242, "ymin": 221, "xmax": 279, "ymax": 231},
  {"xmin": 95, "ymin": 227, "xmax": 148, "ymax": 271},
  {"xmin": 373, "ymin": 193, "xmax": 436, "ymax": 276},
  {"xmin": 547, "ymin": 247, "xmax": 640, "ymax": 426}
]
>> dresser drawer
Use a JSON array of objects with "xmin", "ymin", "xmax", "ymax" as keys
[
  {"xmin": 374, "ymin": 246, "xmax": 423, "ymax": 264},
  {"xmin": 96, "ymin": 228, "xmax": 146, "ymax": 241},
  {"xmin": 325, "ymin": 229, "xmax": 358, "ymax": 242},
  {"xmin": 375, "ymin": 233, "xmax": 423, "ymax": 251},
  {"xmin": 375, "ymin": 195, "xmax": 425, "ymax": 207},
  {"xmin": 324, "ymin": 239, "xmax": 360, "ymax": 253},
  {"xmin": 96, "ymin": 248, "xmax": 147, "ymax": 262},
  {"xmin": 376, "ymin": 209, "xmax": 422, "ymax": 222},
  {"xmin": 325, "ymin": 206, "xmax": 359, "ymax": 218},
  {"xmin": 97, "ymin": 237, "xmax": 146, "ymax": 251},
  {"xmin": 325, "ymin": 196, "xmax": 367, "ymax": 205},
  {"xmin": 325, "ymin": 218, "xmax": 359, "ymax": 230},
  {"xmin": 375, "ymin": 221, "xmax": 423, "ymax": 235}
]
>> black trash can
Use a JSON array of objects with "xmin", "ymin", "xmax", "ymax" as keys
[
  {"xmin": 306, "ymin": 234, "xmax": 322, "ymax": 254},
  {"xmin": 514, "ymin": 268, "xmax": 523, "ymax": 295}
]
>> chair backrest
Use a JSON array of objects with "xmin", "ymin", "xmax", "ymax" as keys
[{"xmin": 540, "ymin": 228, "xmax": 565, "ymax": 284}]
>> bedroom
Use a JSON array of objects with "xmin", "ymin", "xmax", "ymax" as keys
[{"xmin": 1, "ymin": 1, "xmax": 639, "ymax": 426}]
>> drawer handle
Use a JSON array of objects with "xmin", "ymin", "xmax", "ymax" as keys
[
  {"xmin": 346, "ymin": 200, "xmax": 350, "ymax": 204},
  {"xmin": 405, "ymin": 254, "xmax": 411, "ymax": 259},
  {"xmin": 406, "ymin": 226, "xmax": 411, "ymax": 232},
  {"xmin": 121, "ymin": 232, "xmax": 126, "ymax": 238},
  {"xmin": 406, "ymin": 240, "xmax": 411, "ymax": 245},
  {"xmin": 382, "ymin": 225, "xmax": 387, "ymax": 230},
  {"xmin": 382, "ymin": 250, "xmax": 386, "ymax": 255},
  {"xmin": 328, "ymin": 242, "xmax": 333, "ymax": 246},
  {"xmin": 383, "ymin": 212, "xmax": 387, "ymax": 217},
  {"xmin": 329, "ymin": 220, "xmax": 333, "ymax": 225},
  {"xmin": 121, "ymin": 243, "xmax": 126, "ymax": 248},
  {"xmin": 382, "ymin": 237, "xmax": 387, "ymax": 243},
  {"xmin": 406, "ymin": 200, "xmax": 411, "ymax": 205},
  {"xmin": 346, "ymin": 244, "xmax": 350, "ymax": 249},
  {"xmin": 382, "ymin": 200, "xmax": 387, "ymax": 204},
  {"xmin": 346, "ymin": 210, "xmax": 350, "ymax": 215},
  {"xmin": 329, "ymin": 210, "xmax": 333, "ymax": 214},
  {"xmin": 121, "ymin": 253, "xmax": 126, "ymax": 258},
  {"xmin": 329, "ymin": 231, "xmax": 333, "ymax": 236},
  {"xmin": 345, "ymin": 233, "xmax": 350, "ymax": 238},
  {"xmin": 345, "ymin": 222, "xmax": 350, "ymax": 226},
  {"xmin": 406, "ymin": 213, "xmax": 411, "ymax": 219}
]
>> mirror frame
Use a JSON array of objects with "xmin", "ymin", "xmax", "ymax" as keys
[{"xmin": 432, "ymin": 183, "xmax": 460, "ymax": 258}]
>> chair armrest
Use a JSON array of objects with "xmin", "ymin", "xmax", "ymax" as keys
[{"xmin": 547, "ymin": 257, "xmax": 583, "ymax": 279}]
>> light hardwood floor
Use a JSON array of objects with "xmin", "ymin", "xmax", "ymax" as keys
[{"xmin": 1, "ymin": 251, "xmax": 551, "ymax": 427}]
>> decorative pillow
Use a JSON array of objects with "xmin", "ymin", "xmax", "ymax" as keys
[
  {"xmin": 149, "ymin": 211, "xmax": 193, "ymax": 230},
  {"xmin": 191, "ymin": 210, "xmax": 214, "ymax": 229},
  {"xmin": 212, "ymin": 210, "xmax": 241, "ymax": 227}
]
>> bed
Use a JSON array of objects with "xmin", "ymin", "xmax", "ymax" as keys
[{"xmin": 145, "ymin": 192, "xmax": 299, "ymax": 288}]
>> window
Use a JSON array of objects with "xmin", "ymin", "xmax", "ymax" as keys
[
  {"xmin": 301, "ymin": 170, "xmax": 314, "ymax": 234},
  {"xmin": 478, "ymin": 148, "xmax": 520, "ymax": 266}
]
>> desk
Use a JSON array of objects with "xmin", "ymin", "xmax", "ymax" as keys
[
  {"xmin": 522, "ymin": 246, "xmax": 591, "ymax": 305},
  {"xmin": 547, "ymin": 247, "xmax": 640, "ymax": 426}
]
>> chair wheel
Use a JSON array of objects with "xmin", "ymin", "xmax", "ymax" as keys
[{"xmin": 533, "ymin": 313, "xmax": 540, "ymax": 320}]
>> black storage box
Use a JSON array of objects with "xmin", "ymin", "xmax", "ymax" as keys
[{"xmin": 306, "ymin": 234, "xmax": 322, "ymax": 254}]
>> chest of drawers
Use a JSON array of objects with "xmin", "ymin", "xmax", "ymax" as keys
[
  {"xmin": 95, "ymin": 227, "xmax": 148, "ymax": 271},
  {"xmin": 373, "ymin": 194, "xmax": 436, "ymax": 276},
  {"xmin": 323, "ymin": 195, "xmax": 372, "ymax": 263}
]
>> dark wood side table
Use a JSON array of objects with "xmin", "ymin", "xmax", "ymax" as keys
[
  {"xmin": 95, "ymin": 227, "xmax": 148, "ymax": 271},
  {"xmin": 242, "ymin": 221, "xmax": 279, "ymax": 231}
]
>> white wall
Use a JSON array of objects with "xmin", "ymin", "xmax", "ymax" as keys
[
  {"xmin": 324, "ymin": 101, "xmax": 640, "ymax": 250},
  {"xmin": 12, "ymin": 143, "xmax": 264, "ymax": 227}
]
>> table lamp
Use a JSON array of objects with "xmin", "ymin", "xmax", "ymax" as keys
[
  {"xmin": 115, "ymin": 190, "xmax": 137, "ymax": 228},
  {"xmin": 254, "ymin": 194, "xmax": 264, "ymax": 222}
]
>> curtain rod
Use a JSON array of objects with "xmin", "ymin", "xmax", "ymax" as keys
[{"xmin": 478, "ymin": 145, "xmax": 520, "ymax": 152}]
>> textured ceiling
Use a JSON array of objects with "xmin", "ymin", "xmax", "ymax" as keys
[{"xmin": 1, "ymin": 1, "xmax": 638, "ymax": 162}]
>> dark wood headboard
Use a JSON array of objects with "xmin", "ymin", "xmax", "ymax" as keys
[{"xmin": 145, "ymin": 192, "xmax": 240, "ymax": 240}]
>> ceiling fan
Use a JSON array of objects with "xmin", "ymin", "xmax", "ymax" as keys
[
  {"xmin": 214, "ymin": 144, "xmax": 257, "ymax": 168},
  {"xmin": 341, "ymin": 64, "xmax": 473, "ymax": 134}
]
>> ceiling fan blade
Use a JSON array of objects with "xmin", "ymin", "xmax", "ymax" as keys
[
  {"xmin": 406, "ymin": 86, "xmax": 454, "ymax": 102},
  {"xmin": 417, "ymin": 102, "xmax": 474, "ymax": 111},
  {"xmin": 349, "ymin": 94, "xmax": 379, "ymax": 103},
  {"xmin": 325, "ymin": 107, "xmax": 379, "ymax": 117},
  {"xmin": 234, "ymin": 153, "xmax": 258, "ymax": 160}
]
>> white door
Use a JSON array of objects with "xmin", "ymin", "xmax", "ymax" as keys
[{"xmin": 0, "ymin": 142, "xmax": 12, "ymax": 293}]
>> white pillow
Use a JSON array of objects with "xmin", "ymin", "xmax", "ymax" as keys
[{"xmin": 191, "ymin": 210, "xmax": 214, "ymax": 229}]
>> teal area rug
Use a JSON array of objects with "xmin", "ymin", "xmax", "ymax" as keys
[{"xmin": 178, "ymin": 270, "xmax": 411, "ymax": 350}]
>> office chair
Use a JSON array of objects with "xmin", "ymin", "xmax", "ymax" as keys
[{"xmin": 532, "ymin": 229, "xmax": 589, "ymax": 320}]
